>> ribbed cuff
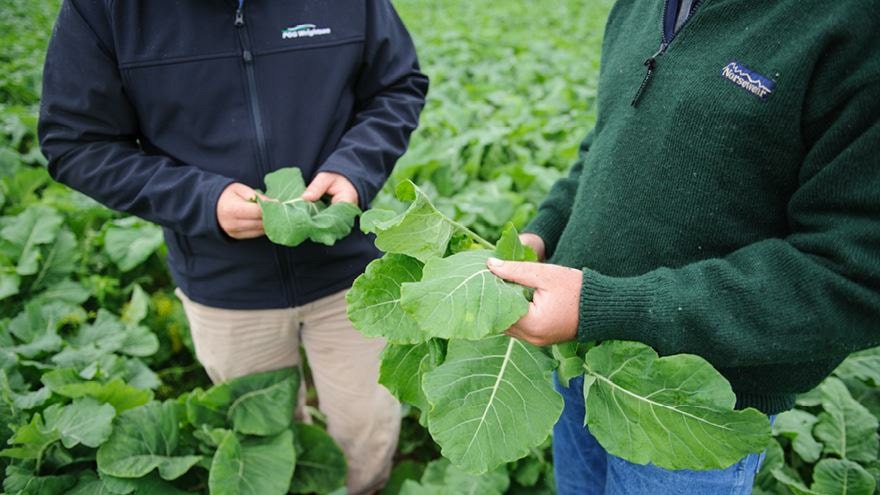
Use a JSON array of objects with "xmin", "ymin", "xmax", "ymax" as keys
[
  {"xmin": 577, "ymin": 268, "xmax": 672, "ymax": 343},
  {"xmin": 523, "ymin": 209, "xmax": 570, "ymax": 259}
]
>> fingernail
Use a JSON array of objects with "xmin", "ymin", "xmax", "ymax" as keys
[{"xmin": 487, "ymin": 257, "xmax": 503, "ymax": 267}]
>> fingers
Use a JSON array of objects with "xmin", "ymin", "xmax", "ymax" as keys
[
  {"xmin": 217, "ymin": 182, "xmax": 265, "ymax": 239},
  {"xmin": 302, "ymin": 172, "xmax": 334, "ymax": 202},
  {"xmin": 486, "ymin": 258, "xmax": 547, "ymax": 289},
  {"xmin": 329, "ymin": 188, "xmax": 358, "ymax": 205},
  {"xmin": 518, "ymin": 233, "xmax": 546, "ymax": 262}
]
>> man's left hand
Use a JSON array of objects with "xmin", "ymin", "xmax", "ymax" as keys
[
  {"xmin": 302, "ymin": 172, "xmax": 359, "ymax": 205},
  {"xmin": 486, "ymin": 258, "xmax": 582, "ymax": 346}
]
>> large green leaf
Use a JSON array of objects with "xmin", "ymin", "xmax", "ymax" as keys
[
  {"xmin": 0, "ymin": 412, "xmax": 60, "ymax": 464},
  {"xmin": 774, "ymin": 458, "xmax": 876, "ymax": 495},
  {"xmin": 814, "ymin": 377, "xmax": 879, "ymax": 463},
  {"xmin": 773, "ymin": 409, "xmax": 823, "ymax": 463},
  {"xmin": 423, "ymin": 335, "xmax": 562, "ymax": 473},
  {"xmin": 400, "ymin": 250, "xmax": 529, "ymax": 340},
  {"xmin": 834, "ymin": 347, "xmax": 880, "ymax": 386},
  {"xmin": 209, "ymin": 429, "xmax": 296, "ymax": 495},
  {"xmin": 0, "ymin": 271, "xmax": 20, "ymax": 301},
  {"xmin": 3, "ymin": 465, "xmax": 76, "ymax": 495},
  {"xmin": 258, "ymin": 167, "xmax": 360, "ymax": 247},
  {"xmin": 29, "ymin": 228, "xmax": 78, "ymax": 291},
  {"xmin": 0, "ymin": 205, "xmax": 63, "ymax": 276},
  {"xmin": 582, "ymin": 341, "xmax": 771, "ymax": 470},
  {"xmin": 226, "ymin": 367, "xmax": 299, "ymax": 436},
  {"xmin": 104, "ymin": 217, "xmax": 164, "ymax": 272},
  {"xmin": 41, "ymin": 371, "xmax": 152, "ymax": 414},
  {"xmin": 347, "ymin": 254, "xmax": 425, "ymax": 343},
  {"xmin": 400, "ymin": 459, "xmax": 508, "ymax": 495},
  {"xmin": 289, "ymin": 423, "xmax": 347, "ymax": 494},
  {"xmin": 379, "ymin": 340, "xmax": 444, "ymax": 414},
  {"xmin": 42, "ymin": 397, "xmax": 116, "ymax": 448},
  {"xmin": 96, "ymin": 400, "xmax": 202, "ymax": 480},
  {"xmin": 360, "ymin": 181, "xmax": 459, "ymax": 262}
]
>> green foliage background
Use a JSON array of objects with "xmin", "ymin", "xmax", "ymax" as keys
[{"xmin": 2, "ymin": 0, "xmax": 879, "ymax": 493}]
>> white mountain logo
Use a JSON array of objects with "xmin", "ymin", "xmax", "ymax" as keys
[{"xmin": 720, "ymin": 61, "xmax": 775, "ymax": 100}]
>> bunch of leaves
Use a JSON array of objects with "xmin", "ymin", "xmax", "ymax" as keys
[
  {"xmin": 2, "ymin": 360, "xmax": 346, "ymax": 494},
  {"xmin": 346, "ymin": 181, "xmax": 772, "ymax": 476},
  {"xmin": 755, "ymin": 348, "xmax": 880, "ymax": 495},
  {"xmin": 257, "ymin": 168, "xmax": 360, "ymax": 247}
]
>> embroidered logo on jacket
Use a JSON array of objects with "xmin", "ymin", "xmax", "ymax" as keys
[
  {"xmin": 282, "ymin": 24, "xmax": 332, "ymax": 40},
  {"xmin": 720, "ymin": 61, "xmax": 775, "ymax": 100}
]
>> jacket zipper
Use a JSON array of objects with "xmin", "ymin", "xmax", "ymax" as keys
[
  {"xmin": 234, "ymin": 5, "xmax": 295, "ymax": 307},
  {"xmin": 631, "ymin": 0, "xmax": 703, "ymax": 106}
]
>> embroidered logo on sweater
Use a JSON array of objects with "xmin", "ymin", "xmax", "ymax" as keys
[
  {"xmin": 720, "ymin": 61, "xmax": 775, "ymax": 100},
  {"xmin": 282, "ymin": 24, "xmax": 332, "ymax": 40}
]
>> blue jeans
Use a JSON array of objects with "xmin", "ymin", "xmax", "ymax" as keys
[{"xmin": 554, "ymin": 375, "xmax": 769, "ymax": 495}]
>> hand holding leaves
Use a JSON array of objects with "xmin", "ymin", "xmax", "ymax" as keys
[
  {"xmin": 257, "ymin": 168, "xmax": 360, "ymax": 247},
  {"xmin": 486, "ymin": 258, "xmax": 582, "ymax": 346}
]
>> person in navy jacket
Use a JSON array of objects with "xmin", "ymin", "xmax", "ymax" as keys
[{"xmin": 39, "ymin": 0, "xmax": 428, "ymax": 491}]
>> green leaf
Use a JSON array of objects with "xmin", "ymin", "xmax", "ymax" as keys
[
  {"xmin": 773, "ymin": 409, "xmax": 823, "ymax": 463},
  {"xmin": 104, "ymin": 217, "xmax": 164, "ymax": 272},
  {"xmin": 834, "ymin": 347, "xmax": 880, "ymax": 386},
  {"xmin": 3, "ymin": 465, "xmax": 76, "ymax": 495},
  {"xmin": 775, "ymin": 458, "xmax": 876, "ymax": 495},
  {"xmin": 185, "ymin": 384, "xmax": 232, "ymax": 429},
  {"xmin": 399, "ymin": 459, "xmax": 508, "ymax": 495},
  {"xmin": 582, "ymin": 340, "xmax": 772, "ymax": 470},
  {"xmin": 29, "ymin": 228, "xmax": 78, "ymax": 292},
  {"xmin": 0, "ymin": 271, "xmax": 20, "ymax": 301},
  {"xmin": 209, "ymin": 429, "xmax": 296, "ymax": 495},
  {"xmin": 289, "ymin": 423, "xmax": 347, "ymax": 494},
  {"xmin": 347, "ymin": 254, "xmax": 425, "ymax": 343},
  {"xmin": 400, "ymin": 250, "xmax": 529, "ymax": 340},
  {"xmin": 423, "ymin": 335, "xmax": 563, "ymax": 473},
  {"xmin": 122, "ymin": 285, "xmax": 150, "ymax": 326},
  {"xmin": 494, "ymin": 223, "xmax": 537, "ymax": 262},
  {"xmin": 814, "ymin": 377, "xmax": 879, "ymax": 463},
  {"xmin": 360, "ymin": 181, "xmax": 459, "ymax": 262},
  {"xmin": 0, "ymin": 412, "xmax": 60, "ymax": 463},
  {"xmin": 379, "ymin": 340, "xmax": 444, "ymax": 414},
  {"xmin": 257, "ymin": 167, "xmax": 360, "ymax": 247},
  {"xmin": 552, "ymin": 342, "xmax": 591, "ymax": 388},
  {"xmin": 1, "ymin": 205, "xmax": 63, "ymax": 275},
  {"xmin": 226, "ymin": 367, "xmax": 299, "ymax": 436},
  {"xmin": 43, "ymin": 397, "xmax": 116, "ymax": 448},
  {"xmin": 812, "ymin": 459, "xmax": 877, "ymax": 495},
  {"xmin": 96, "ymin": 400, "xmax": 202, "ymax": 480},
  {"xmin": 31, "ymin": 279, "xmax": 90, "ymax": 305}
]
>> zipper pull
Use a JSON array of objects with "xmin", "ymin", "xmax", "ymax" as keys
[
  {"xmin": 631, "ymin": 44, "xmax": 666, "ymax": 107},
  {"xmin": 242, "ymin": 49, "xmax": 253, "ymax": 64},
  {"xmin": 234, "ymin": 8, "xmax": 244, "ymax": 27}
]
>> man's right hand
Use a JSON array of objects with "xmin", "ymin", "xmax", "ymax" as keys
[
  {"xmin": 519, "ymin": 233, "xmax": 547, "ymax": 262},
  {"xmin": 216, "ymin": 183, "xmax": 264, "ymax": 239}
]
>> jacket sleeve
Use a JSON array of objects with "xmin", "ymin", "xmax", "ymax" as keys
[
  {"xmin": 523, "ymin": 131, "xmax": 593, "ymax": 258},
  {"xmin": 576, "ymin": 71, "xmax": 880, "ymax": 369},
  {"xmin": 38, "ymin": 0, "xmax": 235, "ymax": 239},
  {"xmin": 317, "ymin": 0, "xmax": 429, "ymax": 210}
]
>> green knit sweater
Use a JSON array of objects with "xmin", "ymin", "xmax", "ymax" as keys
[{"xmin": 526, "ymin": 0, "xmax": 880, "ymax": 414}]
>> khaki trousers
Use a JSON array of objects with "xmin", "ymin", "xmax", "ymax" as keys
[{"xmin": 176, "ymin": 288, "xmax": 399, "ymax": 495}]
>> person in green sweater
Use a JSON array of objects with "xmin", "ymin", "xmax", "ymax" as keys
[{"xmin": 486, "ymin": 0, "xmax": 880, "ymax": 493}]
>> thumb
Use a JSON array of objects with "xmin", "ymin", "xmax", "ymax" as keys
[
  {"xmin": 486, "ymin": 258, "xmax": 545, "ymax": 289},
  {"xmin": 302, "ymin": 173, "xmax": 333, "ymax": 202},
  {"xmin": 230, "ymin": 183, "xmax": 258, "ymax": 201}
]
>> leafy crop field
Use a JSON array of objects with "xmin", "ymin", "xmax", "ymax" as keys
[{"xmin": 2, "ymin": 0, "xmax": 880, "ymax": 494}]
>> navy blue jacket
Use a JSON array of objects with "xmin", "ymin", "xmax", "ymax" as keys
[{"xmin": 39, "ymin": 0, "xmax": 428, "ymax": 309}]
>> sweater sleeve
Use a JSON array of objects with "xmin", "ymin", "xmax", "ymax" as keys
[
  {"xmin": 577, "ymin": 75, "xmax": 880, "ymax": 369},
  {"xmin": 317, "ymin": 0, "xmax": 429, "ymax": 210},
  {"xmin": 523, "ymin": 130, "xmax": 593, "ymax": 258},
  {"xmin": 38, "ymin": 0, "xmax": 235, "ymax": 239}
]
